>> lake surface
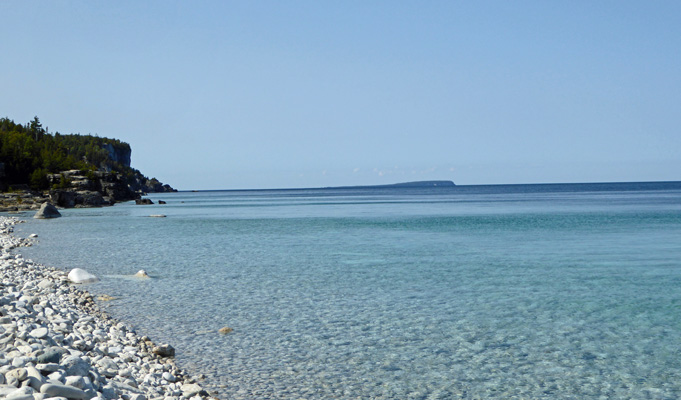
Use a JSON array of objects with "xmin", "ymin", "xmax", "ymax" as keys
[{"xmin": 14, "ymin": 181, "xmax": 681, "ymax": 399}]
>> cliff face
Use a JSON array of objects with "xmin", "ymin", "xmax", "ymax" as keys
[{"xmin": 102, "ymin": 143, "xmax": 131, "ymax": 169}]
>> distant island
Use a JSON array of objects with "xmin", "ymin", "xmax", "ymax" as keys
[
  {"xmin": 0, "ymin": 116, "xmax": 175, "ymax": 211},
  {"xmin": 325, "ymin": 180, "xmax": 456, "ymax": 190}
]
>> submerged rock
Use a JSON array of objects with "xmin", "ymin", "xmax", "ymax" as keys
[
  {"xmin": 33, "ymin": 203, "xmax": 61, "ymax": 219},
  {"xmin": 67, "ymin": 268, "xmax": 98, "ymax": 284},
  {"xmin": 152, "ymin": 344, "xmax": 175, "ymax": 357},
  {"xmin": 134, "ymin": 269, "xmax": 150, "ymax": 278}
]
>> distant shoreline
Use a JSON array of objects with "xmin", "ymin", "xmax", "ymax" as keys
[{"xmin": 177, "ymin": 180, "xmax": 681, "ymax": 193}]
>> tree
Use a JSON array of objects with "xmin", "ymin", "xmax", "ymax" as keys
[{"xmin": 29, "ymin": 116, "xmax": 45, "ymax": 140}]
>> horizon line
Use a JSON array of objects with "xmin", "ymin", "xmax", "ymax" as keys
[{"xmin": 171, "ymin": 179, "xmax": 681, "ymax": 193}]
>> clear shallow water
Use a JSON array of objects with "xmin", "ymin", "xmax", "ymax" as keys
[{"xmin": 13, "ymin": 182, "xmax": 681, "ymax": 399}]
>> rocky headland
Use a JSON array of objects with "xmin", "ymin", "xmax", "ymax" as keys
[
  {"xmin": 0, "ymin": 216, "xmax": 215, "ymax": 400},
  {"xmin": 1, "ymin": 116, "xmax": 176, "ymax": 212}
]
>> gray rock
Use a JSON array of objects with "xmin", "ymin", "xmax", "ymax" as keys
[
  {"xmin": 39, "ymin": 383, "xmax": 88, "ymax": 399},
  {"xmin": 6, "ymin": 375, "xmax": 19, "ymax": 387},
  {"xmin": 33, "ymin": 203, "xmax": 61, "ymax": 219},
  {"xmin": 0, "ymin": 386, "xmax": 18, "ymax": 396},
  {"xmin": 35, "ymin": 363, "xmax": 60, "ymax": 373},
  {"xmin": 151, "ymin": 344, "xmax": 175, "ymax": 358},
  {"xmin": 5, "ymin": 387, "xmax": 36, "ymax": 400},
  {"xmin": 37, "ymin": 279, "xmax": 54, "ymax": 289},
  {"xmin": 60, "ymin": 356, "xmax": 90, "ymax": 377},
  {"xmin": 47, "ymin": 371, "xmax": 65, "ymax": 383},
  {"xmin": 24, "ymin": 366, "xmax": 44, "ymax": 391},
  {"xmin": 96, "ymin": 358, "xmax": 117, "ymax": 371},
  {"xmin": 161, "ymin": 372, "xmax": 176, "ymax": 382},
  {"xmin": 36, "ymin": 348, "xmax": 65, "ymax": 364},
  {"xmin": 64, "ymin": 376, "xmax": 84, "ymax": 389},
  {"xmin": 109, "ymin": 380, "xmax": 143, "ymax": 394}
]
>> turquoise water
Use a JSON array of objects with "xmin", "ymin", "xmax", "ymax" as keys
[{"xmin": 14, "ymin": 182, "xmax": 681, "ymax": 399}]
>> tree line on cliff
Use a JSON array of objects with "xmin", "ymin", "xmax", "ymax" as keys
[{"xmin": 0, "ymin": 116, "xmax": 167, "ymax": 192}]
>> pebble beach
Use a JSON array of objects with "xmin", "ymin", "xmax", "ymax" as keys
[{"xmin": 0, "ymin": 216, "xmax": 215, "ymax": 400}]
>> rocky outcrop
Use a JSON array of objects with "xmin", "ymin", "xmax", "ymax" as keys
[
  {"xmin": 0, "ymin": 191, "xmax": 50, "ymax": 212},
  {"xmin": 33, "ymin": 203, "xmax": 61, "ymax": 219},
  {"xmin": 128, "ymin": 175, "xmax": 176, "ymax": 194},
  {"xmin": 47, "ymin": 170, "xmax": 139, "ymax": 208}
]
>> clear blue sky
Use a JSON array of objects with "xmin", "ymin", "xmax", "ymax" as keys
[{"xmin": 1, "ymin": 1, "xmax": 679, "ymax": 189}]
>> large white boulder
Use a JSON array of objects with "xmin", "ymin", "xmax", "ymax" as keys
[
  {"xmin": 134, "ymin": 269, "xmax": 149, "ymax": 278},
  {"xmin": 67, "ymin": 268, "xmax": 98, "ymax": 284}
]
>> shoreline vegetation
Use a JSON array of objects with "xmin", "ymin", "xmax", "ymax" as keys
[
  {"xmin": 1, "ymin": 116, "xmax": 175, "ymax": 212},
  {"xmin": 0, "ymin": 215, "xmax": 217, "ymax": 400}
]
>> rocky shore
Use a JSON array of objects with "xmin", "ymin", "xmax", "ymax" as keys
[{"xmin": 0, "ymin": 216, "xmax": 215, "ymax": 400}]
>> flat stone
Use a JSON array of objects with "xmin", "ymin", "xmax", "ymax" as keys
[
  {"xmin": 37, "ymin": 279, "xmax": 54, "ymax": 289},
  {"xmin": 181, "ymin": 383, "xmax": 204, "ymax": 398},
  {"xmin": 0, "ymin": 387, "xmax": 18, "ymax": 396},
  {"xmin": 40, "ymin": 383, "xmax": 88, "ymax": 399},
  {"xmin": 5, "ymin": 389, "xmax": 35, "ymax": 400},
  {"xmin": 29, "ymin": 327, "xmax": 49, "ymax": 339},
  {"xmin": 36, "ymin": 363, "xmax": 60, "ymax": 373}
]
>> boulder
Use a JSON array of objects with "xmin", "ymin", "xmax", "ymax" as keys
[
  {"xmin": 67, "ymin": 268, "xmax": 98, "ymax": 284},
  {"xmin": 135, "ymin": 198, "xmax": 154, "ymax": 205},
  {"xmin": 33, "ymin": 203, "xmax": 61, "ymax": 219}
]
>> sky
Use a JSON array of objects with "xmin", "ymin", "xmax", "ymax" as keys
[{"xmin": 1, "ymin": 1, "xmax": 680, "ymax": 190}]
